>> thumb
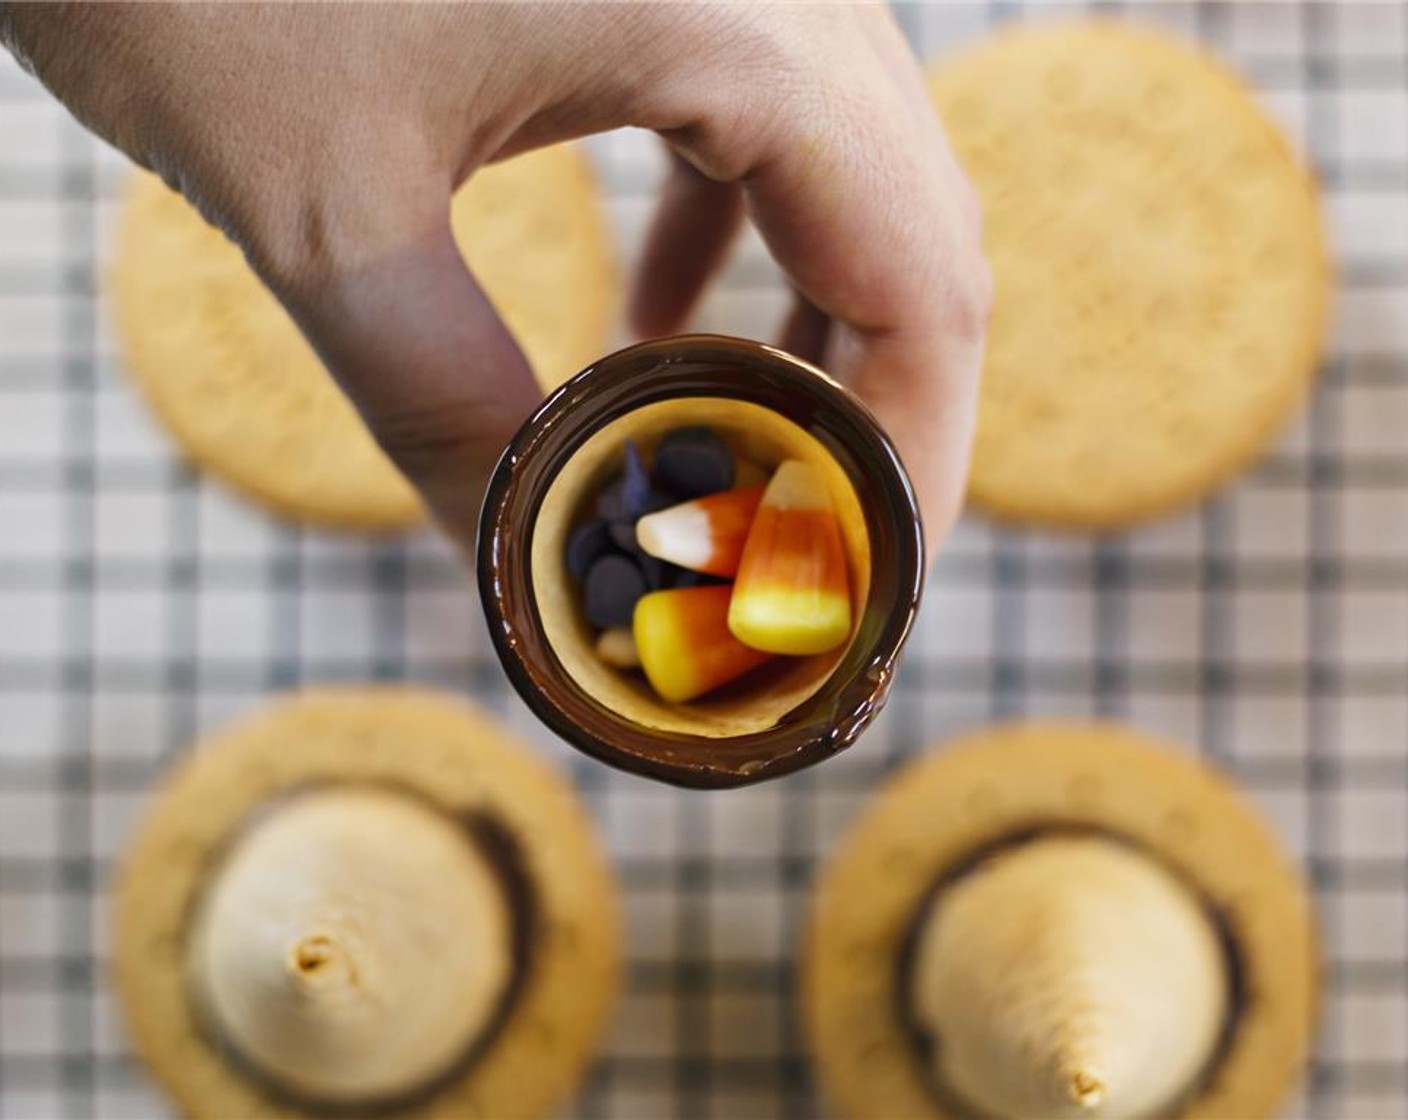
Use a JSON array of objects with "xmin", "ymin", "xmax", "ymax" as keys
[{"xmin": 275, "ymin": 216, "xmax": 543, "ymax": 551}]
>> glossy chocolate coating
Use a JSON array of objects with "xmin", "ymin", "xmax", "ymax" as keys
[{"xmin": 478, "ymin": 335, "xmax": 925, "ymax": 788}]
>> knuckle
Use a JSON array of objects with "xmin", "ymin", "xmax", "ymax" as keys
[
  {"xmin": 655, "ymin": 19, "xmax": 812, "ymax": 182},
  {"xmin": 667, "ymin": 90, "xmax": 794, "ymax": 183},
  {"xmin": 240, "ymin": 149, "xmax": 445, "ymax": 301},
  {"xmin": 948, "ymin": 250, "xmax": 995, "ymax": 339},
  {"xmin": 236, "ymin": 204, "xmax": 329, "ymax": 300},
  {"xmin": 240, "ymin": 187, "xmax": 372, "ymax": 300}
]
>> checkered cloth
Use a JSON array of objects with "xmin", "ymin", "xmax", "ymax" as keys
[{"xmin": 2, "ymin": 3, "xmax": 1406, "ymax": 1116}]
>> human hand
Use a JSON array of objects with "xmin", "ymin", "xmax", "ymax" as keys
[{"xmin": 2, "ymin": 2, "xmax": 990, "ymax": 552}]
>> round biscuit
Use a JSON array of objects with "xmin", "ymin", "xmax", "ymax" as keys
[
  {"xmin": 112, "ymin": 686, "xmax": 621, "ymax": 1120},
  {"xmin": 111, "ymin": 145, "xmax": 617, "ymax": 529},
  {"xmin": 803, "ymin": 721, "xmax": 1318, "ymax": 1120},
  {"xmin": 927, "ymin": 22, "xmax": 1331, "ymax": 528}
]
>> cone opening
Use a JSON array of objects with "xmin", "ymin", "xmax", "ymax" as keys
[{"xmin": 531, "ymin": 397, "xmax": 872, "ymax": 738}]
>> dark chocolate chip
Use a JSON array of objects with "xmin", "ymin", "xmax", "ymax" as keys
[
  {"xmin": 584, "ymin": 555, "xmax": 647, "ymax": 629},
  {"xmin": 596, "ymin": 477, "xmax": 625, "ymax": 521},
  {"xmin": 609, "ymin": 520, "xmax": 638, "ymax": 553},
  {"xmin": 654, "ymin": 427, "xmax": 735, "ymax": 499},
  {"xmin": 566, "ymin": 519, "xmax": 614, "ymax": 580}
]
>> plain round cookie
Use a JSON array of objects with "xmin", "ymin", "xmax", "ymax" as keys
[
  {"xmin": 112, "ymin": 687, "xmax": 621, "ymax": 1120},
  {"xmin": 111, "ymin": 145, "xmax": 617, "ymax": 529},
  {"xmin": 803, "ymin": 721, "xmax": 1318, "ymax": 1120},
  {"xmin": 927, "ymin": 22, "xmax": 1330, "ymax": 528}
]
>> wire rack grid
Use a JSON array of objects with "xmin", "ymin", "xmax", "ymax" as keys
[{"xmin": 1, "ymin": 2, "xmax": 1406, "ymax": 1118}]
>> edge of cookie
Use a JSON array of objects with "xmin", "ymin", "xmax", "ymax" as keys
[
  {"xmin": 802, "ymin": 719, "xmax": 1319, "ymax": 1120},
  {"xmin": 111, "ymin": 685, "xmax": 621, "ymax": 1120},
  {"xmin": 930, "ymin": 19, "xmax": 1334, "ymax": 531},
  {"xmin": 110, "ymin": 140, "xmax": 622, "ymax": 532}
]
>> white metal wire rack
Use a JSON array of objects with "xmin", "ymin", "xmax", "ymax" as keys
[{"xmin": 1, "ymin": 2, "xmax": 1406, "ymax": 1117}]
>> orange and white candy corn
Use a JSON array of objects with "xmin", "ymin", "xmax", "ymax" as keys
[
  {"xmin": 634, "ymin": 586, "xmax": 773, "ymax": 703},
  {"xmin": 728, "ymin": 461, "xmax": 851, "ymax": 656},
  {"xmin": 635, "ymin": 486, "xmax": 765, "ymax": 578}
]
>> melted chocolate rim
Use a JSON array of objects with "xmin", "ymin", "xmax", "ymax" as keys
[{"xmin": 478, "ymin": 334, "xmax": 926, "ymax": 789}]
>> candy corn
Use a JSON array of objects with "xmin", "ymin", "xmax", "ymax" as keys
[
  {"xmin": 635, "ymin": 486, "xmax": 765, "ymax": 578},
  {"xmin": 633, "ymin": 586, "xmax": 773, "ymax": 703},
  {"xmin": 727, "ymin": 461, "xmax": 851, "ymax": 656}
]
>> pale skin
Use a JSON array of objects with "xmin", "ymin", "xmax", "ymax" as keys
[{"xmin": 1, "ymin": 2, "xmax": 991, "ymax": 553}]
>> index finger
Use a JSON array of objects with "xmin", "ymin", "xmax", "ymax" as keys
[{"xmin": 725, "ymin": 33, "xmax": 990, "ymax": 548}]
